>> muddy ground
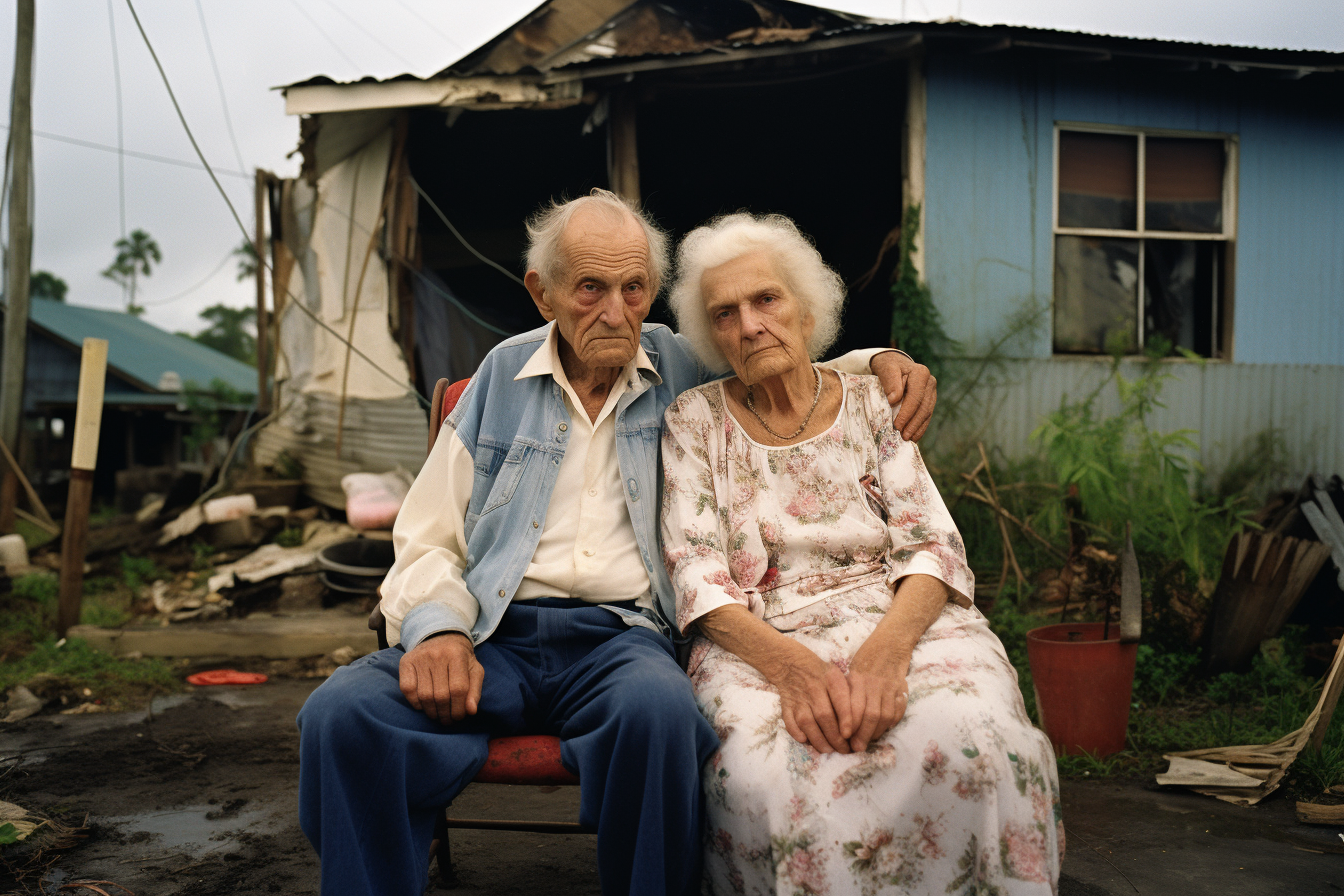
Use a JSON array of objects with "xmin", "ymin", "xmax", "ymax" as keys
[{"xmin": 1, "ymin": 677, "xmax": 1343, "ymax": 895}]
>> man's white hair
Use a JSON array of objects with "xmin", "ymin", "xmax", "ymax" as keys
[
  {"xmin": 524, "ymin": 188, "xmax": 670, "ymax": 294},
  {"xmin": 667, "ymin": 213, "xmax": 846, "ymax": 373}
]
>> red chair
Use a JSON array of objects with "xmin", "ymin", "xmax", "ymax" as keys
[{"xmin": 368, "ymin": 377, "xmax": 581, "ymax": 884}]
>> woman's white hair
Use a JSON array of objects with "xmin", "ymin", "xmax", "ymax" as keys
[
  {"xmin": 667, "ymin": 213, "xmax": 847, "ymax": 373},
  {"xmin": 525, "ymin": 188, "xmax": 670, "ymax": 294}
]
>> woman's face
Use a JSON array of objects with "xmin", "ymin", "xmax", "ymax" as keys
[{"xmin": 701, "ymin": 250, "xmax": 816, "ymax": 385}]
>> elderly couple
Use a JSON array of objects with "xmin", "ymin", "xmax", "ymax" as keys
[{"xmin": 298, "ymin": 191, "xmax": 1062, "ymax": 896}]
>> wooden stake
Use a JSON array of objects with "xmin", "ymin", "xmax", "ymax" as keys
[
  {"xmin": 56, "ymin": 338, "xmax": 107, "ymax": 638},
  {"xmin": 0, "ymin": 432, "xmax": 56, "ymax": 528}
]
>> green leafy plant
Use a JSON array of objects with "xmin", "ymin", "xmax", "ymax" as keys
[
  {"xmin": 274, "ymin": 526, "xmax": 304, "ymax": 548},
  {"xmin": 182, "ymin": 377, "xmax": 250, "ymax": 459},
  {"xmin": 1031, "ymin": 339, "xmax": 1251, "ymax": 582},
  {"xmin": 0, "ymin": 822, "xmax": 18, "ymax": 845},
  {"xmin": 190, "ymin": 541, "xmax": 215, "ymax": 572},
  {"xmin": 889, "ymin": 204, "xmax": 960, "ymax": 384},
  {"xmin": 120, "ymin": 553, "xmax": 166, "ymax": 594},
  {"xmin": 1132, "ymin": 645, "xmax": 1200, "ymax": 706}
]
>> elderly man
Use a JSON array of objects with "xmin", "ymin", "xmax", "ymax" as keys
[{"xmin": 297, "ymin": 190, "xmax": 937, "ymax": 896}]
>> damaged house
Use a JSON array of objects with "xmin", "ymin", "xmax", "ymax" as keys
[{"xmin": 257, "ymin": 0, "xmax": 1344, "ymax": 506}]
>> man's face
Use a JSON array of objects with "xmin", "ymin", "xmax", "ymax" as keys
[{"xmin": 526, "ymin": 207, "xmax": 653, "ymax": 372}]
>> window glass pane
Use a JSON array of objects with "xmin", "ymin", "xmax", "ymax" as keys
[
  {"xmin": 1053, "ymin": 235, "xmax": 1139, "ymax": 353},
  {"xmin": 1058, "ymin": 131, "xmax": 1138, "ymax": 230},
  {"xmin": 1144, "ymin": 240, "xmax": 1222, "ymax": 357},
  {"xmin": 1145, "ymin": 138, "xmax": 1224, "ymax": 233}
]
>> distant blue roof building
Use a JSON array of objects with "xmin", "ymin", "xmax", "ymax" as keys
[{"xmin": 19, "ymin": 298, "xmax": 255, "ymax": 411}]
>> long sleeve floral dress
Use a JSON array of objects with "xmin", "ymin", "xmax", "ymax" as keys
[{"xmin": 660, "ymin": 373, "xmax": 1062, "ymax": 896}]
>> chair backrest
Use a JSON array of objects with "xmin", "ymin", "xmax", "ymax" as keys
[{"xmin": 427, "ymin": 378, "xmax": 472, "ymax": 455}]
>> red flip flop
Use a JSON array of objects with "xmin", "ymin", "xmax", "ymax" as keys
[{"xmin": 186, "ymin": 669, "xmax": 269, "ymax": 686}]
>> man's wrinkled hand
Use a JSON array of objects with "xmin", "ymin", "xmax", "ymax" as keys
[
  {"xmin": 870, "ymin": 350, "xmax": 937, "ymax": 443},
  {"xmin": 399, "ymin": 632, "xmax": 484, "ymax": 725}
]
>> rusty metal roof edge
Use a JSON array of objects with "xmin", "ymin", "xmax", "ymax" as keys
[{"xmin": 280, "ymin": 18, "xmax": 1344, "ymax": 96}]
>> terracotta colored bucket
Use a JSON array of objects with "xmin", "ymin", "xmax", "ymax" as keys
[{"xmin": 1026, "ymin": 622, "xmax": 1138, "ymax": 757}]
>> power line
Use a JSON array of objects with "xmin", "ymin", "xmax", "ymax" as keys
[
  {"xmin": 409, "ymin": 176, "xmax": 525, "ymax": 287},
  {"xmin": 193, "ymin": 0, "xmax": 247, "ymax": 175},
  {"xmin": 0, "ymin": 126, "xmax": 250, "ymax": 179},
  {"xmin": 392, "ymin": 0, "xmax": 466, "ymax": 55},
  {"xmin": 106, "ymin": 0, "xmax": 126, "ymax": 241},
  {"xmin": 319, "ymin": 0, "xmax": 418, "ymax": 70},
  {"xmin": 142, "ymin": 249, "xmax": 234, "ymax": 307},
  {"xmin": 285, "ymin": 0, "xmax": 361, "ymax": 71},
  {"xmin": 123, "ymin": 0, "xmax": 427, "ymax": 407}
]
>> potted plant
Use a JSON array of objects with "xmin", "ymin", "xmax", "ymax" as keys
[{"xmin": 1026, "ymin": 526, "xmax": 1142, "ymax": 756}]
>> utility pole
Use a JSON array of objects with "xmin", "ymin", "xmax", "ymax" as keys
[
  {"xmin": 0, "ymin": 0, "xmax": 36, "ymax": 533},
  {"xmin": 254, "ymin": 170, "xmax": 269, "ymax": 414}
]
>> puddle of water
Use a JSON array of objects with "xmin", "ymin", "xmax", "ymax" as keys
[{"xmin": 95, "ymin": 802, "xmax": 279, "ymax": 856}]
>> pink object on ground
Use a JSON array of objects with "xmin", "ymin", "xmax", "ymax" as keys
[{"xmin": 342, "ymin": 471, "xmax": 412, "ymax": 530}]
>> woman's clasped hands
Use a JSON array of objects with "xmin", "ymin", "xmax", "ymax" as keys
[{"xmin": 771, "ymin": 634, "xmax": 909, "ymax": 755}]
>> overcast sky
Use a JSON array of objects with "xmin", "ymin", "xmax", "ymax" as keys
[{"xmin": 0, "ymin": 0, "xmax": 1338, "ymax": 337}]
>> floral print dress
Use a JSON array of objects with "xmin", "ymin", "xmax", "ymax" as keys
[{"xmin": 660, "ymin": 373, "xmax": 1062, "ymax": 896}]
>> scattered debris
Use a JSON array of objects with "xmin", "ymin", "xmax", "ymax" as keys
[
  {"xmin": 1156, "ymin": 621, "xmax": 1344, "ymax": 805},
  {"xmin": 1203, "ymin": 530, "xmax": 1331, "ymax": 673},
  {"xmin": 342, "ymin": 469, "xmax": 413, "ymax": 531},
  {"xmin": 277, "ymin": 574, "xmax": 325, "ymax": 612},
  {"xmin": 1296, "ymin": 802, "xmax": 1344, "ymax": 825},
  {"xmin": 3, "ymin": 685, "xmax": 44, "ymax": 722},
  {"xmin": 0, "ymin": 799, "xmax": 41, "ymax": 841},
  {"xmin": 207, "ymin": 521, "xmax": 359, "ymax": 592}
]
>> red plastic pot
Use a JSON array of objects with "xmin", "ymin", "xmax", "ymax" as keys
[{"xmin": 1026, "ymin": 622, "xmax": 1138, "ymax": 757}]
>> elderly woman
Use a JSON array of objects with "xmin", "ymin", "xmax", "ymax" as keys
[{"xmin": 660, "ymin": 213, "xmax": 1062, "ymax": 896}]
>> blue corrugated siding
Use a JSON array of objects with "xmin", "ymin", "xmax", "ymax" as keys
[{"xmin": 924, "ymin": 55, "xmax": 1344, "ymax": 365}]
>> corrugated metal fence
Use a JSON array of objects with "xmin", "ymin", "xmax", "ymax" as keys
[{"xmin": 931, "ymin": 358, "xmax": 1343, "ymax": 486}]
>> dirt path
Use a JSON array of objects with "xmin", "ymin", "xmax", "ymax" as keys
[
  {"xmin": 3, "ymin": 676, "xmax": 1343, "ymax": 895},
  {"xmin": 0, "ymin": 679, "xmax": 596, "ymax": 896}
]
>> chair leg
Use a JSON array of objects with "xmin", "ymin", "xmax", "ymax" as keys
[{"xmin": 433, "ymin": 807, "xmax": 456, "ymax": 889}]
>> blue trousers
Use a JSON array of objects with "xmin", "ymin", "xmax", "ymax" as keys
[{"xmin": 297, "ymin": 600, "xmax": 719, "ymax": 896}]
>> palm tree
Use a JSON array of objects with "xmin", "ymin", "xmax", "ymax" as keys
[{"xmin": 102, "ymin": 229, "xmax": 162, "ymax": 316}]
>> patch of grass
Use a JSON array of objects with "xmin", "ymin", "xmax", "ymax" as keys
[
  {"xmin": 79, "ymin": 592, "xmax": 133, "ymax": 628},
  {"xmin": 0, "ymin": 572, "xmax": 179, "ymax": 708},
  {"xmin": 1293, "ymin": 726, "xmax": 1344, "ymax": 797},
  {"xmin": 1132, "ymin": 644, "xmax": 1200, "ymax": 706},
  {"xmin": 1055, "ymin": 751, "xmax": 1126, "ymax": 779},
  {"xmin": 120, "ymin": 553, "xmax": 167, "ymax": 593},
  {"xmin": 0, "ymin": 637, "xmax": 178, "ymax": 703}
]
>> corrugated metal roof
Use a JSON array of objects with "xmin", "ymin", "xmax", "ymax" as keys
[
  {"xmin": 28, "ymin": 298, "xmax": 257, "ymax": 396},
  {"xmin": 281, "ymin": 0, "xmax": 1344, "ymax": 99}
]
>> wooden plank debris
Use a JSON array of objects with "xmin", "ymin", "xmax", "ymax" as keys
[{"xmin": 1158, "ymin": 620, "xmax": 1344, "ymax": 806}]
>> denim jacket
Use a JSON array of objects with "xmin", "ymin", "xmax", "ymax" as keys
[{"xmin": 397, "ymin": 322, "xmax": 707, "ymax": 649}]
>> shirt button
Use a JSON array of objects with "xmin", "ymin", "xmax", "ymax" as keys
[
  {"xmin": 588, "ymin": 488, "xmax": 597, "ymax": 496},
  {"xmin": 584, "ymin": 549, "xmax": 595, "ymax": 557},
  {"xmin": 498, "ymin": 590, "xmax": 506, "ymax": 597},
  {"xmin": 533, "ymin": 521, "xmax": 539, "ymax": 528},
  {"xmin": 558, "ymin": 423, "xmax": 568, "ymax": 432}
]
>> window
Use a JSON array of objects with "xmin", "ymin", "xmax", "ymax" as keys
[{"xmin": 1052, "ymin": 125, "xmax": 1235, "ymax": 357}]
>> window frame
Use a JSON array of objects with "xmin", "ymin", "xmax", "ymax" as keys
[{"xmin": 1050, "ymin": 121, "xmax": 1239, "ymax": 356}]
